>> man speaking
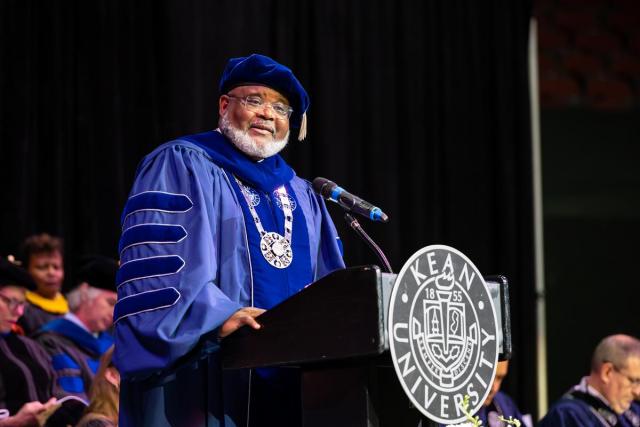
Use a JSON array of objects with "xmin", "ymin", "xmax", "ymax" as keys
[{"xmin": 114, "ymin": 54, "xmax": 345, "ymax": 426}]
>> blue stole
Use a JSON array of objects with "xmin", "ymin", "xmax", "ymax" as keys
[{"xmin": 228, "ymin": 177, "xmax": 313, "ymax": 309}]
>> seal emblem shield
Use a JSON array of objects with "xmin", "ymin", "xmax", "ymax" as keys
[{"xmin": 388, "ymin": 245, "xmax": 498, "ymax": 424}]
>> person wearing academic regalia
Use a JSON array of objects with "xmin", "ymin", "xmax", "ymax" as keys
[
  {"xmin": 440, "ymin": 360, "xmax": 528, "ymax": 427},
  {"xmin": 0, "ymin": 257, "xmax": 60, "ymax": 426},
  {"xmin": 114, "ymin": 53, "xmax": 345, "ymax": 427},
  {"xmin": 34, "ymin": 255, "xmax": 118, "ymax": 404},
  {"xmin": 539, "ymin": 334, "xmax": 640, "ymax": 427},
  {"xmin": 472, "ymin": 361, "xmax": 526, "ymax": 427},
  {"xmin": 17, "ymin": 233, "xmax": 68, "ymax": 336}
]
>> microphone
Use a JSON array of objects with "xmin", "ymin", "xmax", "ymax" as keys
[{"xmin": 312, "ymin": 177, "xmax": 389, "ymax": 223}]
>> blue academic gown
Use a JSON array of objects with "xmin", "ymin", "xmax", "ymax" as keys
[
  {"xmin": 114, "ymin": 131, "xmax": 345, "ymax": 427},
  {"xmin": 540, "ymin": 382, "xmax": 640, "ymax": 427}
]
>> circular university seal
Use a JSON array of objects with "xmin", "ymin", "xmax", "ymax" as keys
[{"xmin": 388, "ymin": 245, "xmax": 498, "ymax": 424}]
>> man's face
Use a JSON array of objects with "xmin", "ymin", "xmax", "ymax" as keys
[
  {"xmin": 83, "ymin": 289, "xmax": 117, "ymax": 333},
  {"xmin": 0, "ymin": 286, "xmax": 26, "ymax": 333},
  {"xmin": 218, "ymin": 85, "xmax": 291, "ymax": 159},
  {"xmin": 604, "ymin": 357, "xmax": 640, "ymax": 414},
  {"xmin": 484, "ymin": 360, "xmax": 509, "ymax": 407},
  {"xmin": 28, "ymin": 251, "xmax": 64, "ymax": 298}
]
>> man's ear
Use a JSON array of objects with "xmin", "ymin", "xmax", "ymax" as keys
[
  {"xmin": 104, "ymin": 366, "xmax": 120, "ymax": 389},
  {"xmin": 219, "ymin": 95, "xmax": 230, "ymax": 117},
  {"xmin": 600, "ymin": 362, "xmax": 615, "ymax": 384}
]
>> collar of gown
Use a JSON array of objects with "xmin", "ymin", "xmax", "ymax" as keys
[{"xmin": 184, "ymin": 130, "xmax": 295, "ymax": 193}]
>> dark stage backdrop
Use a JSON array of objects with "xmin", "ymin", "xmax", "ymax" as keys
[{"xmin": 0, "ymin": 0, "xmax": 536, "ymax": 417}]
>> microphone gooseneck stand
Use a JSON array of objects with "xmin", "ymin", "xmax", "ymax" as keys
[{"xmin": 343, "ymin": 212, "xmax": 393, "ymax": 274}]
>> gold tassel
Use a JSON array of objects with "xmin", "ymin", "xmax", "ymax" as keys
[{"xmin": 298, "ymin": 112, "xmax": 308, "ymax": 141}]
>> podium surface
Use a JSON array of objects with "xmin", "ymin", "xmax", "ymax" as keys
[{"xmin": 221, "ymin": 266, "xmax": 393, "ymax": 369}]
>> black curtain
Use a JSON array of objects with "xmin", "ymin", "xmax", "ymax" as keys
[{"xmin": 0, "ymin": 0, "xmax": 536, "ymax": 417}]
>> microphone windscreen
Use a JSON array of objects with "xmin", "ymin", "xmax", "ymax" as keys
[{"xmin": 312, "ymin": 177, "xmax": 336, "ymax": 198}]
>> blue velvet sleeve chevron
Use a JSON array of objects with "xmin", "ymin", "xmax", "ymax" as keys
[
  {"xmin": 114, "ymin": 142, "xmax": 249, "ymax": 380},
  {"xmin": 121, "ymin": 191, "xmax": 193, "ymax": 223},
  {"xmin": 118, "ymin": 223, "xmax": 188, "ymax": 255}
]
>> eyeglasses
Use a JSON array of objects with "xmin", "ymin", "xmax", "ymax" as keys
[
  {"xmin": 226, "ymin": 95, "xmax": 293, "ymax": 120},
  {"xmin": 0, "ymin": 293, "xmax": 25, "ymax": 312},
  {"xmin": 611, "ymin": 364, "xmax": 640, "ymax": 387}
]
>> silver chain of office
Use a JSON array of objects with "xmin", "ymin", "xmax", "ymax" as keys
[{"xmin": 234, "ymin": 176, "xmax": 293, "ymax": 269}]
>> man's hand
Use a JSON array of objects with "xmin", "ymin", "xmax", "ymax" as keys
[{"xmin": 219, "ymin": 307, "xmax": 266, "ymax": 338}]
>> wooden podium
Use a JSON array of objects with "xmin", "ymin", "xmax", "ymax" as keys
[{"xmin": 221, "ymin": 266, "xmax": 433, "ymax": 427}]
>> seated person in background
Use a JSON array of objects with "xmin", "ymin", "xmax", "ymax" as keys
[
  {"xmin": 76, "ymin": 346, "xmax": 119, "ymax": 427},
  {"xmin": 475, "ymin": 360, "xmax": 526, "ymax": 426},
  {"xmin": 445, "ymin": 360, "xmax": 527, "ymax": 427},
  {"xmin": 0, "ymin": 257, "xmax": 60, "ymax": 426},
  {"xmin": 539, "ymin": 334, "xmax": 640, "ymax": 427},
  {"xmin": 34, "ymin": 255, "xmax": 118, "ymax": 402},
  {"xmin": 17, "ymin": 233, "xmax": 68, "ymax": 335}
]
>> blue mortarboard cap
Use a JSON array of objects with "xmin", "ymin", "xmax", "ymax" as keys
[{"xmin": 218, "ymin": 54, "xmax": 310, "ymax": 140}]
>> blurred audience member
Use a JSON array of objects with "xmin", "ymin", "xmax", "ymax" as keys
[
  {"xmin": 540, "ymin": 334, "xmax": 640, "ymax": 427},
  {"xmin": 34, "ymin": 255, "xmax": 117, "ymax": 401},
  {"xmin": 17, "ymin": 233, "xmax": 67, "ymax": 335},
  {"xmin": 441, "ymin": 360, "xmax": 529, "ymax": 427},
  {"xmin": 478, "ymin": 360, "xmax": 527, "ymax": 426},
  {"xmin": 0, "ymin": 257, "xmax": 60, "ymax": 425},
  {"xmin": 76, "ymin": 346, "xmax": 119, "ymax": 427}
]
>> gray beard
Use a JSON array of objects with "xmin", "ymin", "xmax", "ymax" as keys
[{"xmin": 219, "ymin": 114, "xmax": 290, "ymax": 160}]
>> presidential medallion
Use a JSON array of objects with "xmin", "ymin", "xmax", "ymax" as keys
[{"xmin": 260, "ymin": 231, "xmax": 293, "ymax": 269}]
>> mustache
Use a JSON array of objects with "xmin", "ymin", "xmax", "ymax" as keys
[{"xmin": 250, "ymin": 120, "xmax": 276, "ymax": 134}]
